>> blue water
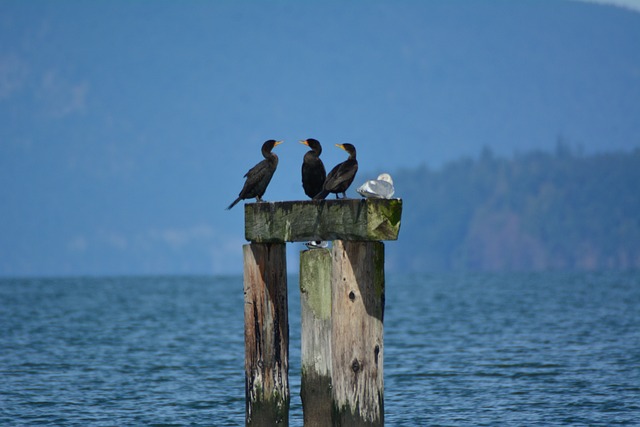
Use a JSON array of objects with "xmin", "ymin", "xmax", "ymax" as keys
[{"xmin": 1, "ymin": 273, "xmax": 638, "ymax": 426}]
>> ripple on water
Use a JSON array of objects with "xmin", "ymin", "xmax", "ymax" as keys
[{"xmin": 1, "ymin": 272, "xmax": 639, "ymax": 426}]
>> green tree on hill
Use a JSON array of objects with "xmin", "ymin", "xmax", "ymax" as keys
[{"xmin": 388, "ymin": 147, "xmax": 640, "ymax": 272}]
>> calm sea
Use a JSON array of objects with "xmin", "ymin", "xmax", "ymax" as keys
[{"xmin": 1, "ymin": 272, "xmax": 639, "ymax": 426}]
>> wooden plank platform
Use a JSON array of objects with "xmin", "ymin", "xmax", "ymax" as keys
[{"xmin": 244, "ymin": 198, "xmax": 402, "ymax": 243}]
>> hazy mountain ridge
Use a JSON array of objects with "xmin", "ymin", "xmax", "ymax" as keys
[
  {"xmin": 2, "ymin": 1, "xmax": 640, "ymax": 276},
  {"xmin": 388, "ymin": 145, "xmax": 640, "ymax": 272}
]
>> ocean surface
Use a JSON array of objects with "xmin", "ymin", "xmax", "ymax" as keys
[{"xmin": 1, "ymin": 272, "xmax": 639, "ymax": 426}]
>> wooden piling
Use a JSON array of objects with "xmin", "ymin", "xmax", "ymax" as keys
[
  {"xmin": 331, "ymin": 240, "xmax": 385, "ymax": 426},
  {"xmin": 299, "ymin": 248, "xmax": 333, "ymax": 426},
  {"xmin": 245, "ymin": 199, "xmax": 402, "ymax": 243},
  {"xmin": 243, "ymin": 243, "xmax": 289, "ymax": 426},
  {"xmin": 243, "ymin": 199, "xmax": 402, "ymax": 426}
]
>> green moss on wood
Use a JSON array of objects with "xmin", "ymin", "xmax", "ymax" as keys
[
  {"xmin": 331, "ymin": 394, "xmax": 383, "ymax": 427},
  {"xmin": 247, "ymin": 382, "xmax": 290, "ymax": 426},
  {"xmin": 300, "ymin": 249, "xmax": 332, "ymax": 320},
  {"xmin": 301, "ymin": 368, "xmax": 333, "ymax": 425},
  {"xmin": 245, "ymin": 199, "xmax": 402, "ymax": 243}
]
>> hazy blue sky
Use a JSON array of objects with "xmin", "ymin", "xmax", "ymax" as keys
[{"xmin": 1, "ymin": 0, "xmax": 639, "ymax": 276}]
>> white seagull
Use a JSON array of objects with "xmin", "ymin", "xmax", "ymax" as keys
[
  {"xmin": 305, "ymin": 240, "xmax": 329, "ymax": 249},
  {"xmin": 356, "ymin": 173, "xmax": 395, "ymax": 199}
]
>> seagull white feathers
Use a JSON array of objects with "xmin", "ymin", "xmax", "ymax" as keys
[{"xmin": 356, "ymin": 173, "xmax": 395, "ymax": 199}]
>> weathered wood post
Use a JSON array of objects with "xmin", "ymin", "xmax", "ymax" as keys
[
  {"xmin": 299, "ymin": 248, "xmax": 333, "ymax": 425},
  {"xmin": 243, "ymin": 243, "xmax": 289, "ymax": 426},
  {"xmin": 330, "ymin": 240, "xmax": 385, "ymax": 426},
  {"xmin": 245, "ymin": 198, "xmax": 402, "ymax": 426}
]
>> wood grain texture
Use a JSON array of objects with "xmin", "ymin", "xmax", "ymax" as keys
[
  {"xmin": 243, "ymin": 243, "xmax": 289, "ymax": 426},
  {"xmin": 331, "ymin": 240, "xmax": 385, "ymax": 426},
  {"xmin": 244, "ymin": 198, "xmax": 402, "ymax": 243},
  {"xmin": 299, "ymin": 248, "xmax": 333, "ymax": 426}
]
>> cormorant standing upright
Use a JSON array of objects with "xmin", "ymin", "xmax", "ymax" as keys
[
  {"xmin": 313, "ymin": 143, "xmax": 358, "ymax": 199},
  {"xmin": 300, "ymin": 138, "xmax": 326, "ymax": 199},
  {"xmin": 226, "ymin": 139, "xmax": 283, "ymax": 210}
]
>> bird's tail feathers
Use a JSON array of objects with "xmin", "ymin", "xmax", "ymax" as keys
[
  {"xmin": 226, "ymin": 197, "xmax": 242, "ymax": 210},
  {"xmin": 313, "ymin": 190, "xmax": 329, "ymax": 200}
]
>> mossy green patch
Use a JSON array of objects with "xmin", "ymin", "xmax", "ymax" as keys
[{"xmin": 299, "ymin": 249, "xmax": 332, "ymax": 320}]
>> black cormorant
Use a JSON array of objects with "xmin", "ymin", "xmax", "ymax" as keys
[
  {"xmin": 313, "ymin": 143, "xmax": 358, "ymax": 200},
  {"xmin": 226, "ymin": 139, "xmax": 283, "ymax": 210},
  {"xmin": 300, "ymin": 138, "xmax": 326, "ymax": 199}
]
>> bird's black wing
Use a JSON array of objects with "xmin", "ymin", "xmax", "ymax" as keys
[
  {"xmin": 239, "ymin": 156, "xmax": 278, "ymax": 200},
  {"xmin": 242, "ymin": 159, "xmax": 270, "ymax": 187},
  {"xmin": 324, "ymin": 159, "xmax": 358, "ymax": 190},
  {"xmin": 244, "ymin": 159, "xmax": 267, "ymax": 178}
]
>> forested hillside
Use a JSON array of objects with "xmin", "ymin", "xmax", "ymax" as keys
[{"xmin": 387, "ymin": 146, "xmax": 640, "ymax": 272}]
